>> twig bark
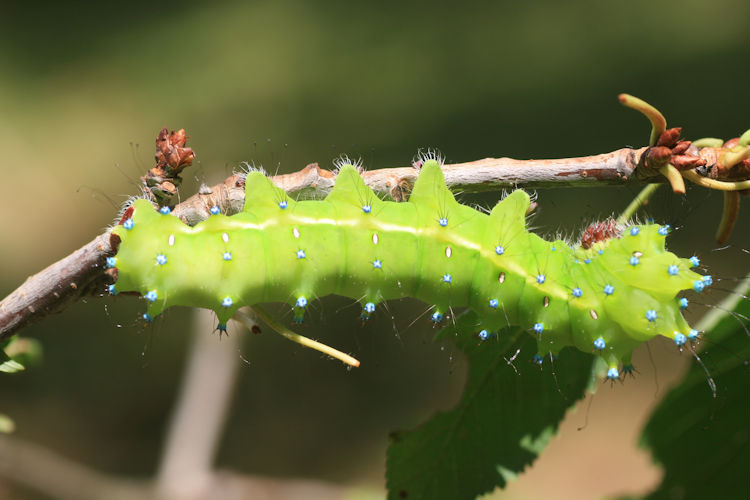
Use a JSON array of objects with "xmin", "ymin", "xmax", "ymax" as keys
[{"xmin": 0, "ymin": 148, "xmax": 644, "ymax": 341}]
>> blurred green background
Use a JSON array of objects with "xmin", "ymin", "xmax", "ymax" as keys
[{"xmin": 1, "ymin": 1, "xmax": 749, "ymax": 499}]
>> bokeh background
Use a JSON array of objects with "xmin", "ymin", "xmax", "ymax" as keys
[{"xmin": 1, "ymin": 1, "xmax": 749, "ymax": 499}]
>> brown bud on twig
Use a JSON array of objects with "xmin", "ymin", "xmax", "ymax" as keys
[
  {"xmin": 671, "ymin": 140, "xmax": 692, "ymax": 155},
  {"xmin": 656, "ymin": 127, "xmax": 682, "ymax": 147},
  {"xmin": 671, "ymin": 155, "xmax": 707, "ymax": 171},
  {"xmin": 644, "ymin": 146, "xmax": 673, "ymax": 169},
  {"xmin": 155, "ymin": 128, "xmax": 194, "ymax": 175},
  {"xmin": 142, "ymin": 127, "xmax": 196, "ymax": 206}
]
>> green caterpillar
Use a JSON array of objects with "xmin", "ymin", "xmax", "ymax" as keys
[{"xmin": 108, "ymin": 159, "xmax": 708, "ymax": 380}]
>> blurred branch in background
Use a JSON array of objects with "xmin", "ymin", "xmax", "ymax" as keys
[
  {"xmin": 156, "ymin": 309, "xmax": 243, "ymax": 499},
  {"xmin": 0, "ymin": 308, "xmax": 369, "ymax": 500},
  {"xmin": 0, "ymin": 433, "xmax": 364, "ymax": 500}
]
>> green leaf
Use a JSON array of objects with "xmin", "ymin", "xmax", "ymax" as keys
[
  {"xmin": 385, "ymin": 312, "xmax": 594, "ymax": 500},
  {"xmin": 639, "ymin": 276, "xmax": 750, "ymax": 500},
  {"xmin": 0, "ymin": 337, "xmax": 43, "ymax": 375},
  {"xmin": 0, "ymin": 349, "xmax": 24, "ymax": 373}
]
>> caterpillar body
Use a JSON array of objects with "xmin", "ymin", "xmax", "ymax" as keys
[{"xmin": 109, "ymin": 159, "xmax": 707, "ymax": 379}]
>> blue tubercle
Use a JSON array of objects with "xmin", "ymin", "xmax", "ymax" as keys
[
  {"xmin": 689, "ymin": 256, "xmax": 700, "ymax": 268},
  {"xmin": 668, "ymin": 265, "xmax": 679, "ymax": 276},
  {"xmin": 123, "ymin": 219, "xmax": 134, "ymax": 230},
  {"xmin": 145, "ymin": 291, "xmax": 158, "ymax": 302},
  {"xmin": 693, "ymin": 280, "xmax": 705, "ymax": 292},
  {"xmin": 210, "ymin": 206, "xmax": 220, "ymax": 215},
  {"xmin": 107, "ymin": 284, "xmax": 117, "ymax": 295},
  {"xmin": 630, "ymin": 256, "xmax": 639, "ymax": 266},
  {"xmin": 679, "ymin": 298, "xmax": 689, "ymax": 309},
  {"xmin": 142, "ymin": 313, "xmax": 153, "ymax": 322},
  {"xmin": 572, "ymin": 287, "xmax": 583, "ymax": 298},
  {"xmin": 363, "ymin": 302, "xmax": 375, "ymax": 314},
  {"xmin": 688, "ymin": 329, "xmax": 700, "ymax": 340},
  {"xmin": 223, "ymin": 252, "xmax": 232, "ymax": 261},
  {"xmin": 159, "ymin": 206, "xmax": 171, "ymax": 215},
  {"xmin": 597, "ymin": 249, "xmax": 604, "ymax": 255},
  {"xmin": 495, "ymin": 246, "xmax": 505, "ymax": 255},
  {"xmin": 584, "ymin": 258, "xmax": 591, "ymax": 264},
  {"xmin": 372, "ymin": 259, "xmax": 382, "ymax": 269},
  {"xmin": 156, "ymin": 254, "xmax": 168, "ymax": 266},
  {"xmin": 603, "ymin": 284, "xmax": 614, "ymax": 296},
  {"xmin": 296, "ymin": 296, "xmax": 308, "ymax": 308},
  {"xmin": 106, "ymin": 257, "xmax": 117, "ymax": 269},
  {"xmin": 278, "ymin": 200, "xmax": 288, "ymax": 209},
  {"xmin": 221, "ymin": 297, "xmax": 233, "ymax": 308},
  {"xmin": 442, "ymin": 274, "xmax": 452, "ymax": 284},
  {"xmin": 645, "ymin": 309, "xmax": 657, "ymax": 322},
  {"xmin": 536, "ymin": 274, "xmax": 546, "ymax": 284},
  {"xmin": 702, "ymin": 275, "xmax": 713, "ymax": 286},
  {"xmin": 488, "ymin": 299, "xmax": 499, "ymax": 309},
  {"xmin": 607, "ymin": 367, "xmax": 620, "ymax": 380},
  {"xmin": 296, "ymin": 249, "xmax": 306, "ymax": 259},
  {"xmin": 362, "ymin": 205, "xmax": 371, "ymax": 214},
  {"xmin": 593, "ymin": 337, "xmax": 606, "ymax": 350},
  {"xmin": 431, "ymin": 311, "xmax": 444, "ymax": 323},
  {"xmin": 478, "ymin": 330, "xmax": 490, "ymax": 341},
  {"xmin": 532, "ymin": 354, "xmax": 543, "ymax": 365},
  {"xmin": 630, "ymin": 227, "xmax": 640, "ymax": 236},
  {"xmin": 533, "ymin": 323, "xmax": 544, "ymax": 334},
  {"xmin": 658, "ymin": 225, "xmax": 670, "ymax": 236},
  {"xmin": 438, "ymin": 217, "xmax": 448, "ymax": 227},
  {"xmin": 674, "ymin": 333, "xmax": 687, "ymax": 346}
]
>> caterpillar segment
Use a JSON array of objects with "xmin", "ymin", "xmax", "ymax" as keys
[{"xmin": 110, "ymin": 160, "xmax": 707, "ymax": 379}]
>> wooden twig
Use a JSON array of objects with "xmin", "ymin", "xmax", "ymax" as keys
[{"xmin": 0, "ymin": 147, "xmax": 646, "ymax": 341}]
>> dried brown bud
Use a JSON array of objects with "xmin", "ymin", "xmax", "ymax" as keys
[
  {"xmin": 170, "ymin": 128, "xmax": 187, "ymax": 148},
  {"xmin": 155, "ymin": 127, "xmax": 171, "ymax": 155},
  {"xmin": 645, "ymin": 146, "xmax": 673, "ymax": 169},
  {"xmin": 154, "ymin": 127, "xmax": 194, "ymax": 174},
  {"xmin": 671, "ymin": 140, "xmax": 692, "ymax": 156},
  {"xmin": 671, "ymin": 155, "xmax": 706, "ymax": 171},
  {"xmin": 656, "ymin": 127, "xmax": 682, "ymax": 147}
]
